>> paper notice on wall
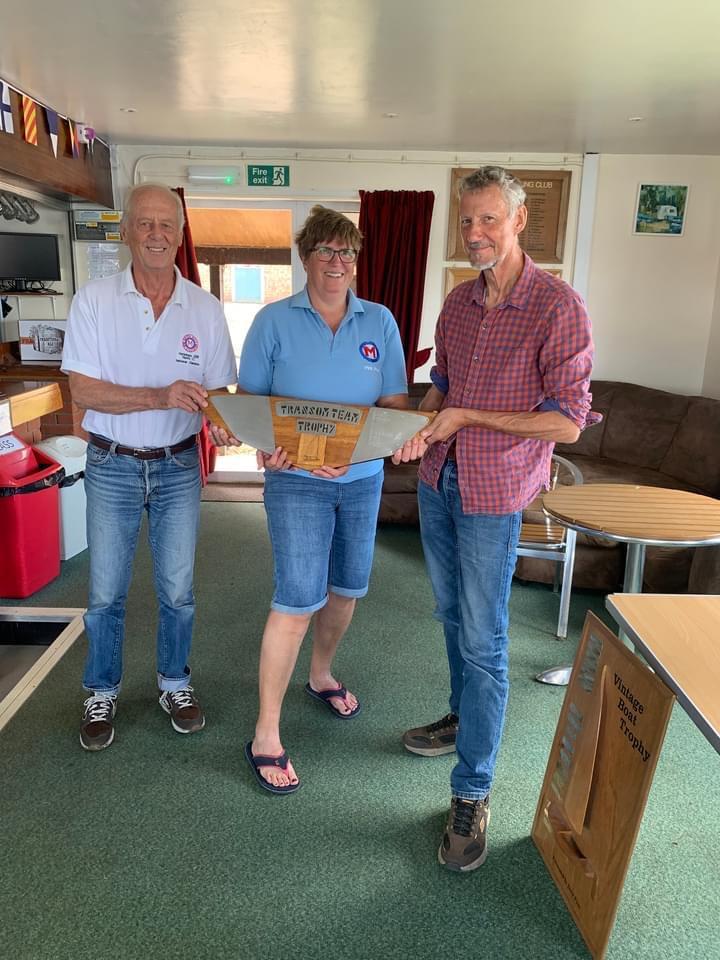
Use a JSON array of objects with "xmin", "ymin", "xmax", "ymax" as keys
[{"xmin": 86, "ymin": 243, "xmax": 122, "ymax": 280}]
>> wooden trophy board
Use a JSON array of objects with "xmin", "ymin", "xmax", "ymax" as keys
[
  {"xmin": 207, "ymin": 393, "xmax": 434, "ymax": 469},
  {"xmin": 531, "ymin": 612, "xmax": 675, "ymax": 959},
  {"xmin": 446, "ymin": 168, "xmax": 571, "ymax": 264}
]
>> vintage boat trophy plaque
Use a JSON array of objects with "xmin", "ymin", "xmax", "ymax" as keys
[
  {"xmin": 531, "ymin": 612, "xmax": 674, "ymax": 959},
  {"xmin": 207, "ymin": 392, "xmax": 435, "ymax": 469}
]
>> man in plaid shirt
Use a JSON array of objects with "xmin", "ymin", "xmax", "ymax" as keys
[{"xmin": 398, "ymin": 166, "xmax": 596, "ymax": 872}]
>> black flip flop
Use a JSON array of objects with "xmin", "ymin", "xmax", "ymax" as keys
[
  {"xmin": 244, "ymin": 741, "xmax": 300, "ymax": 794},
  {"xmin": 304, "ymin": 682, "xmax": 362, "ymax": 719}
]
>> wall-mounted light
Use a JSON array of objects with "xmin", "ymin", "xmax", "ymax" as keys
[{"xmin": 187, "ymin": 165, "xmax": 243, "ymax": 185}]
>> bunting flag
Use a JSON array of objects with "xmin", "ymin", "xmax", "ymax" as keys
[
  {"xmin": 67, "ymin": 117, "xmax": 80, "ymax": 158},
  {"xmin": 77, "ymin": 122, "xmax": 96, "ymax": 154},
  {"xmin": 0, "ymin": 79, "xmax": 14, "ymax": 134},
  {"xmin": 45, "ymin": 107, "xmax": 59, "ymax": 157},
  {"xmin": 21, "ymin": 95, "xmax": 38, "ymax": 145}
]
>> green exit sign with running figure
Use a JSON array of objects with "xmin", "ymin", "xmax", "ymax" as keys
[{"xmin": 247, "ymin": 165, "xmax": 290, "ymax": 187}]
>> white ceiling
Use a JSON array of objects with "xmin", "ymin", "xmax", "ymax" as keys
[{"xmin": 4, "ymin": 0, "xmax": 720, "ymax": 155}]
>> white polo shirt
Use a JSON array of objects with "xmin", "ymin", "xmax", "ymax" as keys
[{"xmin": 61, "ymin": 264, "xmax": 237, "ymax": 447}]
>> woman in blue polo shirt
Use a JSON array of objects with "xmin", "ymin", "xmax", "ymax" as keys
[{"xmin": 238, "ymin": 205, "xmax": 408, "ymax": 793}]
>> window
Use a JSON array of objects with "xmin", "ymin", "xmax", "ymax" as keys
[{"xmin": 232, "ymin": 265, "xmax": 263, "ymax": 302}]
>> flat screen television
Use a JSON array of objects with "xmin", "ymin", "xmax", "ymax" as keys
[{"xmin": 0, "ymin": 232, "xmax": 61, "ymax": 290}]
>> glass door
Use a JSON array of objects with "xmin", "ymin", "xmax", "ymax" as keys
[
  {"xmin": 186, "ymin": 198, "xmax": 359, "ymax": 481},
  {"xmin": 188, "ymin": 202, "xmax": 292, "ymax": 480}
]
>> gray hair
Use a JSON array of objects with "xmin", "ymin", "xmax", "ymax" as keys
[
  {"xmin": 121, "ymin": 183, "xmax": 185, "ymax": 232},
  {"xmin": 458, "ymin": 166, "xmax": 526, "ymax": 216}
]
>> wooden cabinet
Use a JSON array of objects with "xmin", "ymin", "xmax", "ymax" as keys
[{"xmin": 0, "ymin": 380, "xmax": 63, "ymax": 430}]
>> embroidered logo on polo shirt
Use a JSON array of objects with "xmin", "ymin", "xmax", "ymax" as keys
[
  {"xmin": 359, "ymin": 341, "xmax": 379, "ymax": 362},
  {"xmin": 177, "ymin": 332, "xmax": 200, "ymax": 367}
]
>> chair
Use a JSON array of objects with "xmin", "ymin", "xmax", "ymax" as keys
[{"xmin": 516, "ymin": 454, "xmax": 582, "ymax": 638}]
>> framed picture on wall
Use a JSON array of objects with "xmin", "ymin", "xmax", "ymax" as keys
[
  {"xmin": 444, "ymin": 265, "xmax": 562, "ymax": 298},
  {"xmin": 633, "ymin": 184, "xmax": 688, "ymax": 236},
  {"xmin": 446, "ymin": 168, "xmax": 571, "ymax": 263},
  {"xmin": 444, "ymin": 266, "xmax": 478, "ymax": 297}
]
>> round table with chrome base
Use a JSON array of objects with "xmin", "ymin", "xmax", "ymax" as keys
[{"xmin": 534, "ymin": 483, "xmax": 720, "ymax": 685}]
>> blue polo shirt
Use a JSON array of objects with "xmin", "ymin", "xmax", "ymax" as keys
[{"xmin": 239, "ymin": 287, "xmax": 408, "ymax": 481}]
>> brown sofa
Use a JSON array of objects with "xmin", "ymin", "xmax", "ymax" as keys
[
  {"xmin": 379, "ymin": 380, "xmax": 720, "ymax": 594},
  {"xmin": 379, "ymin": 382, "xmax": 430, "ymax": 525}
]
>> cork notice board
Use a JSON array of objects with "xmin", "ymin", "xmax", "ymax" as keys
[
  {"xmin": 531, "ymin": 612, "xmax": 675, "ymax": 959},
  {"xmin": 446, "ymin": 168, "xmax": 571, "ymax": 264}
]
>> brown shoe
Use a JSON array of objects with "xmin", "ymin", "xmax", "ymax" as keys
[
  {"xmin": 402, "ymin": 712, "xmax": 458, "ymax": 756},
  {"xmin": 438, "ymin": 796, "xmax": 490, "ymax": 872},
  {"xmin": 80, "ymin": 694, "xmax": 117, "ymax": 751},
  {"xmin": 159, "ymin": 687, "xmax": 205, "ymax": 734}
]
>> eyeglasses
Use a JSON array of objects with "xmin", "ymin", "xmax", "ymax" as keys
[{"xmin": 312, "ymin": 245, "xmax": 357, "ymax": 264}]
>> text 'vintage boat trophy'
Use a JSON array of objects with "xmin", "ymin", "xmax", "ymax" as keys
[
  {"xmin": 207, "ymin": 392, "xmax": 435, "ymax": 469},
  {"xmin": 531, "ymin": 612, "xmax": 674, "ymax": 959}
]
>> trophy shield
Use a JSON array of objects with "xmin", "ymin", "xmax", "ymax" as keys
[{"xmin": 207, "ymin": 393, "xmax": 434, "ymax": 469}]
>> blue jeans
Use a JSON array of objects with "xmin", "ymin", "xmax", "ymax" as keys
[
  {"xmin": 82, "ymin": 440, "xmax": 201, "ymax": 697},
  {"xmin": 263, "ymin": 469, "xmax": 383, "ymax": 614},
  {"xmin": 418, "ymin": 462, "xmax": 521, "ymax": 800}
]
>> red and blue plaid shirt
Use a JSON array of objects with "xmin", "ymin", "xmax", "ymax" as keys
[{"xmin": 418, "ymin": 254, "xmax": 597, "ymax": 514}]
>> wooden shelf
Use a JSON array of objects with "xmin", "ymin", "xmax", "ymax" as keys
[{"xmin": 0, "ymin": 365, "xmax": 67, "ymax": 382}]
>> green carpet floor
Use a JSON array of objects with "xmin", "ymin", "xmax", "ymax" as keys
[{"xmin": 1, "ymin": 503, "xmax": 718, "ymax": 960}]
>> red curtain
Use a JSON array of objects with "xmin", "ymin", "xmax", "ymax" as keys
[
  {"xmin": 356, "ymin": 190, "xmax": 434, "ymax": 382},
  {"xmin": 173, "ymin": 186, "xmax": 202, "ymax": 285},
  {"xmin": 172, "ymin": 186, "xmax": 215, "ymax": 483}
]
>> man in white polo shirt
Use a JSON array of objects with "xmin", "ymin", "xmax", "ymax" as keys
[{"xmin": 61, "ymin": 183, "xmax": 236, "ymax": 751}]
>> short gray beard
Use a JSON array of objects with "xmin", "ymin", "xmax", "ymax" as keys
[
  {"xmin": 466, "ymin": 243, "xmax": 498, "ymax": 272},
  {"xmin": 468, "ymin": 251, "xmax": 499, "ymax": 272}
]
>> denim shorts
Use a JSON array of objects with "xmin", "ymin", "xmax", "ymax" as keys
[{"xmin": 263, "ymin": 469, "xmax": 383, "ymax": 615}]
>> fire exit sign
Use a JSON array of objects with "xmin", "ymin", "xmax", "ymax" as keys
[{"xmin": 247, "ymin": 164, "xmax": 290, "ymax": 187}]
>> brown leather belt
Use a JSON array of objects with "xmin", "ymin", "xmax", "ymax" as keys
[{"xmin": 89, "ymin": 433, "xmax": 197, "ymax": 461}]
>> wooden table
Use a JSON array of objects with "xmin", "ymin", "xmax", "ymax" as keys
[
  {"xmin": 535, "ymin": 484, "xmax": 720, "ymax": 685},
  {"xmin": 606, "ymin": 593, "xmax": 720, "ymax": 753},
  {"xmin": 543, "ymin": 483, "xmax": 720, "ymax": 592}
]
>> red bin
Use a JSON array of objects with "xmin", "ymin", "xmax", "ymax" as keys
[{"xmin": 0, "ymin": 433, "xmax": 65, "ymax": 598}]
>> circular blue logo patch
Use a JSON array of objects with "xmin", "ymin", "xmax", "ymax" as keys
[{"xmin": 359, "ymin": 340, "xmax": 380, "ymax": 362}]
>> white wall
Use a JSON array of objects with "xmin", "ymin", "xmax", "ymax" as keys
[
  {"xmin": 586, "ymin": 154, "xmax": 720, "ymax": 395},
  {"xmin": 703, "ymin": 258, "xmax": 720, "ymax": 399},
  {"xmin": 113, "ymin": 146, "xmax": 583, "ymax": 382},
  {"xmin": 114, "ymin": 146, "xmax": 720, "ymax": 396}
]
